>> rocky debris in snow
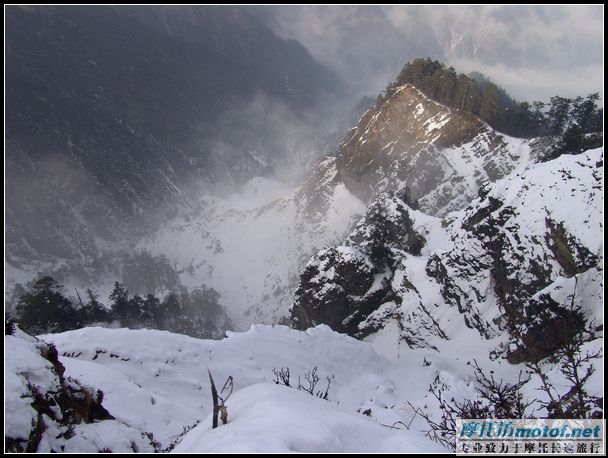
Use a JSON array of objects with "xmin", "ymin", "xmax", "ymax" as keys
[{"xmin": 5, "ymin": 328, "xmax": 155, "ymax": 453}]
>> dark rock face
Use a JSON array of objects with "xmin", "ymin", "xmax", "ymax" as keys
[
  {"xmin": 291, "ymin": 193, "xmax": 425, "ymax": 336},
  {"xmin": 291, "ymin": 246, "xmax": 388, "ymax": 335},
  {"xmin": 5, "ymin": 336, "xmax": 117, "ymax": 453},
  {"xmin": 506, "ymin": 294, "xmax": 586, "ymax": 364},
  {"xmin": 545, "ymin": 219, "xmax": 599, "ymax": 278},
  {"xmin": 346, "ymin": 194, "xmax": 426, "ymax": 261}
]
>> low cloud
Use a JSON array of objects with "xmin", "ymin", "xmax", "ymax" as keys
[
  {"xmin": 258, "ymin": 5, "xmax": 603, "ymax": 102},
  {"xmin": 450, "ymin": 59, "xmax": 604, "ymax": 103}
]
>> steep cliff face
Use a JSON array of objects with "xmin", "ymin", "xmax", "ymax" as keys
[
  {"xmin": 335, "ymin": 84, "xmax": 542, "ymax": 216},
  {"xmin": 292, "ymin": 139, "xmax": 603, "ymax": 363},
  {"xmin": 291, "ymin": 193, "xmax": 431, "ymax": 338},
  {"xmin": 436, "ymin": 148, "xmax": 603, "ymax": 362}
]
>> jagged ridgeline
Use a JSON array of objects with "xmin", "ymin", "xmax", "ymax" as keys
[
  {"xmin": 384, "ymin": 58, "xmax": 602, "ymax": 139},
  {"xmin": 291, "ymin": 58, "xmax": 603, "ymax": 365}
]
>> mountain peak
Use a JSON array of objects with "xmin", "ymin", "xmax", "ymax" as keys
[{"xmin": 334, "ymin": 82, "xmax": 537, "ymax": 216}]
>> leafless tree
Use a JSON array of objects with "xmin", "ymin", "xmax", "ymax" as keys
[
  {"xmin": 272, "ymin": 366, "xmax": 335, "ymax": 401},
  {"xmin": 272, "ymin": 367, "xmax": 291, "ymax": 387},
  {"xmin": 417, "ymin": 362, "xmax": 533, "ymax": 451}
]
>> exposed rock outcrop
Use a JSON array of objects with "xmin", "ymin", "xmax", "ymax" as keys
[
  {"xmin": 5, "ymin": 328, "xmax": 155, "ymax": 452},
  {"xmin": 335, "ymin": 84, "xmax": 540, "ymax": 216},
  {"xmin": 292, "ymin": 194, "xmax": 432, "ymax": 339}
]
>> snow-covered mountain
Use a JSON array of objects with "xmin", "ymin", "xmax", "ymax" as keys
[
  {"xmin": 291, "ymin": 148, "xmax": 603, "ymax": 364},
  {"xmin": 5, "ymin": 83, "xmax": 603, "ymax": 453},
  {"xmin": 138, "ymin": 83, "xmax": 569, "ymax": 332},
  {"xmin": 5, "ymin": 7, "xmax": 603, "ymax": 454}
]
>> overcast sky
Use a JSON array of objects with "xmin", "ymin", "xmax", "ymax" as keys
[{"xmin": 255, "ymin": 5, "xmax": 603, "ymax": 103}]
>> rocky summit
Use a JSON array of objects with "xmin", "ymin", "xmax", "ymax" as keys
[{"xmin": 335, "ymin": 84, "xmax": 548, "ymax": 216}]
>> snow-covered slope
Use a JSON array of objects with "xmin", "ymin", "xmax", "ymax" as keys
[
  {"xmin": 139, "ymin": 172, "xmax": 365, "ymax": 329},
  {"xmin": 172, "ymin": 383, "xmax": 444, "ymax": 453},
  {"xmin": 22, "ymin": 324, "xmax": 522, "ymax": 452},
  {"xmin": 16, "ymin": 317, "xmax": 601, "ymax": 452},
  {"xmin": 5, "ymin": 329, "xmax": 155, "ymax": 453},
  {"xmin": 292, "ymin": 148, "xmax": 603, "ymax": 363},
  {"xmin": 30, "ymin": 325, "xmax": 454, "ymax": 452}
]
